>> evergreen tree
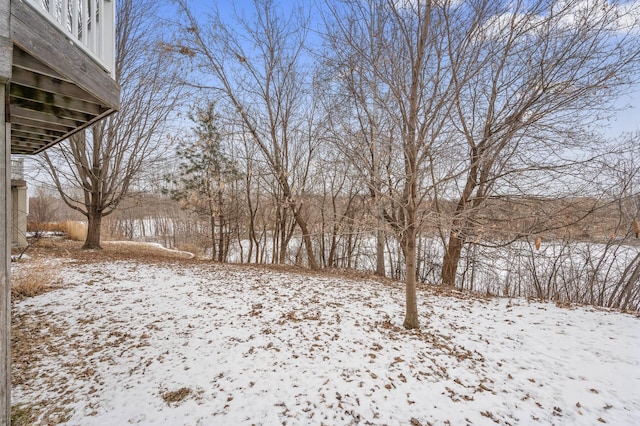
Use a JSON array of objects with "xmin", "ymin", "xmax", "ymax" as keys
[{"xmin": 165, "ymin": 103, "xmax": 241, "ymax": 260}]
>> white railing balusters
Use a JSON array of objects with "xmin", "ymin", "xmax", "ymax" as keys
[
  {"xmin": 10, "ymin": 159, "xmax": 24, "ymax": 181},
  {"xmin": 102, "ymin": 0, "xmax": 115, "ymax": 74},
  {"xmin": 61, "ymin": 0, "xmax": 68, "ymax": 32},
  {"xmin": 71, "ymin": 0, "xmax": 78, "ymax": 39},
  {"xmin": 81, "ymin": 0, "xmax": 88, "ymax": 45},
  {"xmin": 24, "ymin": 0, "xmax": 115, "ymax": 76},
  {"xmin": 91, "ymin": 0, "xmax": 97, "ymax": 52}
]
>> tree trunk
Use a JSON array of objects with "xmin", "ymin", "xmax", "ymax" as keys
[
  {"xmin": 217, "ymin": 189, "xmax": 225, "ymax": 262},
  {"xmin": 376, "ymin": 226, "xmax": 386, "ymax": 277},
  {"xmin": 217, "ymin": 220, "xmax": 225, "ymax": 262},
  {"xmin": 616, "ymin": 253, "xmax": 640, "ymax": 310},
  {"xmin": 441, "ymin": 231, "xmax": 463, "ymax": 287},
  {"xmin": 398, "ymin": 1, "xmax": 431, "ymax": 330},
  {"xmin": 328, "ymin": 229, "xmax": 337, "ymax": 268},
  {"xmin": 608, "ymin": 252, "xmax": 640, "ymax": 307},
  {"xmin": 272, "ymin": 205, "xmax": 280, "ymax": 264},
  {"xmin": 247, "ymin": 193, "xmax": 256, "ymax": 263},
  {"xmin": 83, "ymin": 209, "xmax": 103, "ymax": 249},
  {"xmin": 402, "ymin": 226, "xmax": 419, "ymax": 330},
  {"xmin": 347, "ymin": 231, "xmax": 354, "ymax": 269},
  {"xmin": 278, "ymin": 206, "xmax": 288, "ymax": 264},
  {"xmin": 293, "ymin": 207, "xmax": 320, "ymax": 270},
  {"xmin": 210, "ymin": 214, "xmax": 216, "ymax": 261}
]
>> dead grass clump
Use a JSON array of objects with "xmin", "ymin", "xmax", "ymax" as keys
[
  {"xmin": 10, "ymin": 401, "xmax": 71, "ymax": 425},
  {"xmin": 12, "ymin": 265, "xmax": 60, "ymax": 301},
  {"xmin": 161, "ymin": 387, "xmax": 192, "ymax": 406},
  {"xmin": 26, "ymin": 221, "xmax": 67, "ymax": 233},
  {"xmin": 177, "ymin": 243, "xmax": 200, "ymax": 257},
  {"xmin": 63, "ymin": 221, "xmax": 87, "ymax": 241},
  {"xmin": 26, "ymin": 220, "xmax": 89, "ymax": 241},
  {"xmin": 29, "ymin": 238, "xmax": 61, "ymax": 249},
  {"xmin": 11, "ymin": 404, "xmax": 35, "ymax": 426}
]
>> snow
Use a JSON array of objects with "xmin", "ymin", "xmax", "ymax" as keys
[{"xmin": 11, "ymin": 259, "xmax": 640, "ymax": 425}]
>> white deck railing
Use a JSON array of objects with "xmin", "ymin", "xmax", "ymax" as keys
[
  {"xmin": 24, "ymin": 0, "xmax": 115, "ymax": 75},
  {"xmin": 11, "ymin": 158, "xmax": 24, "ymax": 181}
]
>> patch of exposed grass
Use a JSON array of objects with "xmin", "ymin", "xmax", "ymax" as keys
[
  {"xmin": 11, "ymin": 401, "xmax": 72, "ymax": 425},
  {"xmin": 10, "ymin": 402, "xmax": 72, "ymax": 425},
  {"xmin": 11, "ymin": 265, "xmax": 60, "ymax": 301},
  {"xmin": 177, "ymin": 243, "xmax": 200, "ymax": 257},
  {"xmin": 11, "ymin": 403, "xmax": 35, "ymax": 426},
  {"xmin": 16, "ymin": 238, "xmax": 196, "ymax": 264},
  {"xmin": 161, "ymin": 387, "xmax": 192, "ymax": 406},
  {"xmin": 28, "ymin": 237, "xmax": 60, "ymax": 249},
  {"xmin": 101, "ymin": 241, "xmax": 196, "ymax": 260}
]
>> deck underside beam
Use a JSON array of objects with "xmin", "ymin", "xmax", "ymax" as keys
[{"xmin": 8, "ymin": 0, "xmax": 119, "ymax": 155}]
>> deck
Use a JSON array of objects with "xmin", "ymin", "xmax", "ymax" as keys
[{"xmin": 4, "ymin": 0, "xmax": 120, "ymax": 154}]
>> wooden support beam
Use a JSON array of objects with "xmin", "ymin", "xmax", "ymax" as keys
[
  {"xmin": 10, "ymin": 97, "xmax": 97, "ymax": 123},
  {"xmin": 10, "ymin": 83, "xmax": 105, "ymax": 116},
  {"xmin": 11, "ymin": 65, "xmax": 104, "ymax": 106},
  {"xmin": 13, "ymin": 106, "xmax": 114, "ymax": 155},
  {"xmin": 11, "ymin": 115, "xmax": 71, "ymax": 133},
  {"xmin": 11, "ymin": 129, "xmax": 56, "ymax": 142},
  {"xmin": 7, "ymin": 2, "xmax": 119, "ymax": 155},
  {"xmin": 12, "ymin": 123, "xmax": 65, "ymax": 139},
  {"xmin": 10, "ymin": 105, "xmax": 83, "ymax": 129},
  {"xmin": 0, "ymin": 82, "xmax": 11, "ymax": 426},
  {"xmin": 11, "ymin": 136, "xmax": 55, "ymax": 153},
  {"xmin": 11, "ymin": 46, "xmax": 70, "ymax": 83}
]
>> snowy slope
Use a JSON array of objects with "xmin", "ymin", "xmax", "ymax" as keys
[{"xmin": 11, "ymin": 259, "xmax": 640, "ymax": 425}]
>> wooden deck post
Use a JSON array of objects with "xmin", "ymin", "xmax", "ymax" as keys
[
  {"xmin": 0, "ymin": 84, "xmax": 11, "ymax": 426},
  {"xmin": 1, "ymin": 0, "xmax": 12, "ymax": 421}
]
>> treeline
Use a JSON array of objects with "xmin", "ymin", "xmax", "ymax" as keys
[
  {"xmin": 37, "ymin": 0, "xmax": 640, "ymax": 326},
  {"xmin": 93, "ymin": 184, "xmax": 640, "ymax": 311}
]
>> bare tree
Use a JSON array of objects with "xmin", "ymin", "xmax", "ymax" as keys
[
  {"xmin": 42, "ymin": 0, "xmax": 182, "ymax": 249},
  {"xmin": 27, "ymin": 186, "xmax": 59, "ymax": 227},
  {"xmin": 174, "ymin": 0, "xmax": 321, "ymax": 269},
  {"xmin": 601, "ymin": 133, "xmax": 640, "ymax": 309},
  {"xmin": 324, "ymin": 0, "xmax": 465, "ymax": 329},
  {"xmin": 438, "ymin": 0, "xmax": 640, "ymax": 286},
  {"xmin": 321, "ymin": 0, "xmax": 394, "ymax": 277}
]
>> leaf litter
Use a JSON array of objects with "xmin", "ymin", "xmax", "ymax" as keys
[{"xmin": 11, "ymin": 257, "xmax": 640, "ymax": 425}]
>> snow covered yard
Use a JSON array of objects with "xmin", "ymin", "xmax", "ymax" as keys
[{"xmin": 11, "ymin": 257, "xmax": 640, "ymax": 425}]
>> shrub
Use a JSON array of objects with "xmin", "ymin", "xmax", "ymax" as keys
[
  {"xmin": 62, "ymin": 221, "xmax": 87, "ymax": 242},
  {"xmin": 26, "ymin": 221, "xmax": 66, "ymax": 234}
]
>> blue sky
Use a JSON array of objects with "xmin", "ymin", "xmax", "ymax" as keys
[
  {"xmin": 609, "ymin": 87, "xmax": 640, "ymax": 137},
  {"xmin": 166, "ymin": 0, "xmax": 639, "ymax": 139}
]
